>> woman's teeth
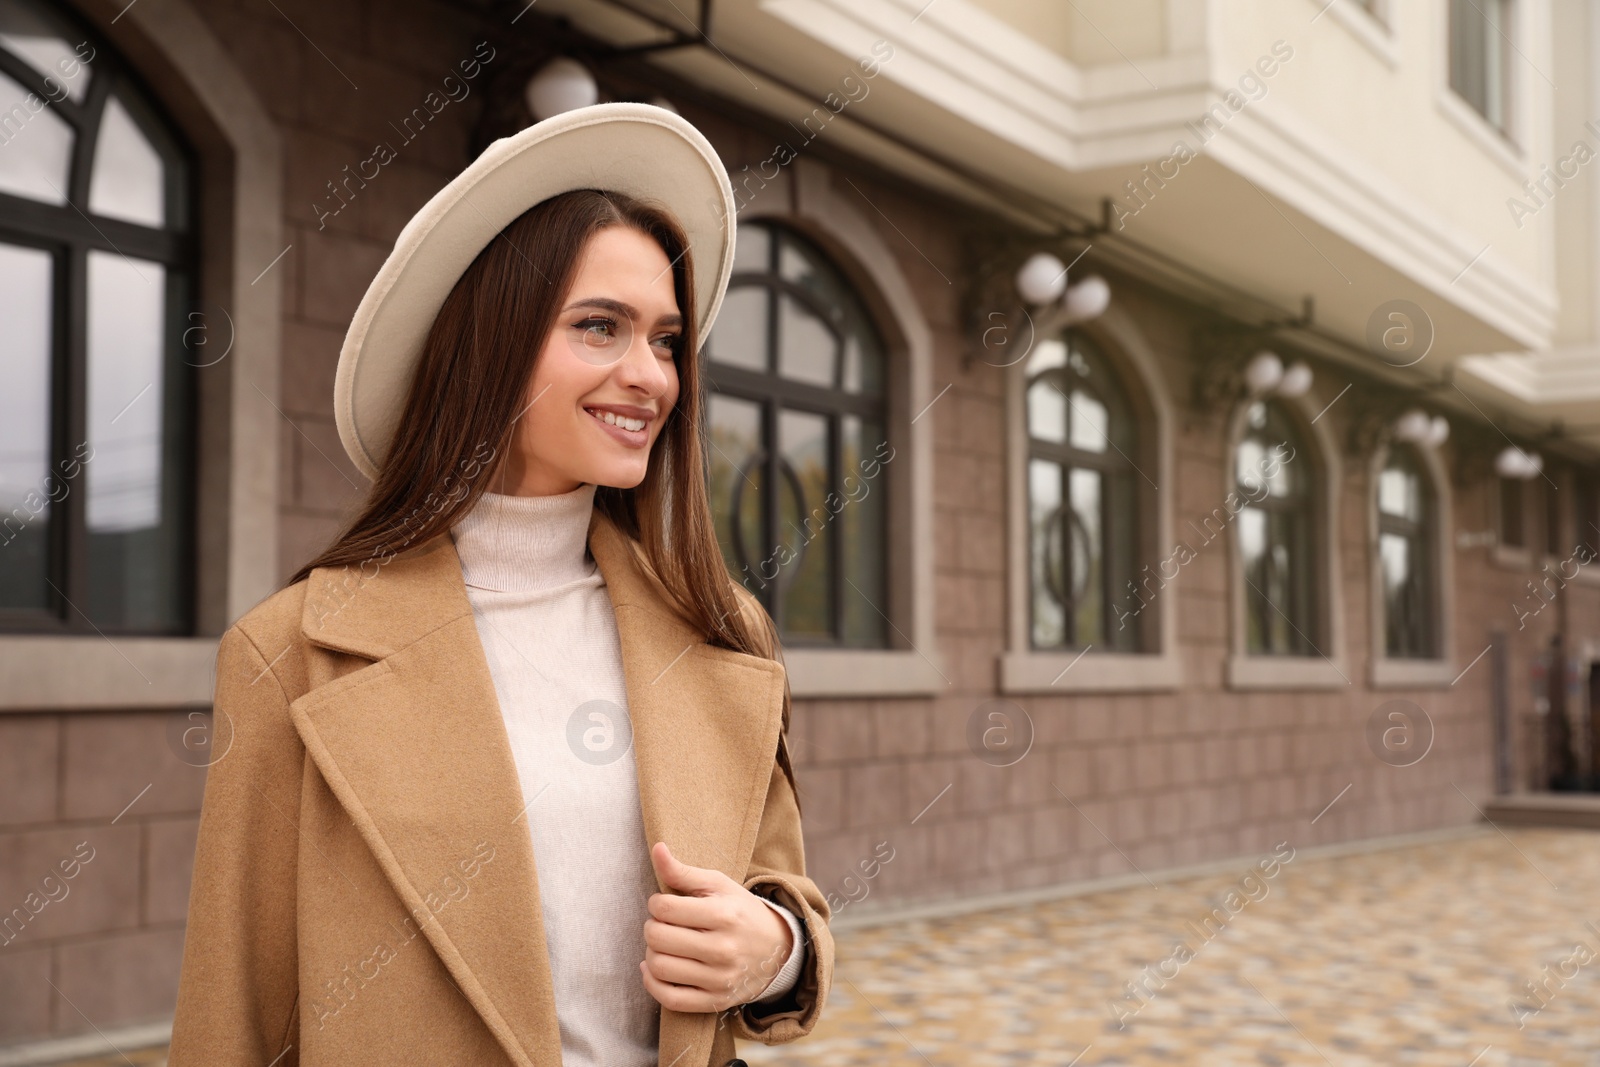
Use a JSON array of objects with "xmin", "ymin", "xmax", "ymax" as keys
[{"xmin": 587, "ymin": 408, "xmax": 646, "ymax": 432}]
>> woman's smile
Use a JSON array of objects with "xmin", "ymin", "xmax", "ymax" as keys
[{"xmin": 583, "ymin": 403, "xmax": 653, "ymax": 447}]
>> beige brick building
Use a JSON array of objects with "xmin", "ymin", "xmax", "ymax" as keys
[{"xmin": 4, "ymin": 0, "xmax": 1600, "ymax": 1057}]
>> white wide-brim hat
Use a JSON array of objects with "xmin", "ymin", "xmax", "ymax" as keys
[{"xmin": 333, "ymin": 102, "xmax": 737, "ymax": 481}]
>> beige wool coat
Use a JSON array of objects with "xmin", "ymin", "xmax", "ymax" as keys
[{"xmin": 167, "ymin": 506, "xmax": 833, "ymax": 1066}]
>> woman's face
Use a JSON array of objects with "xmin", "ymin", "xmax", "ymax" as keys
[{"xmin": 498, "ymin": 225, "xmax": 683, "ymax": 496}]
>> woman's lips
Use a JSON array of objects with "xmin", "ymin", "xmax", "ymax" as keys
[{"xmin": 584, "ymin": 406, "xmax": 649, "ymax": 448}]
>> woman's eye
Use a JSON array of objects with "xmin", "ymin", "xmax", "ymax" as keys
[
  {"xmin": 651, "ymin": 334, "xmax": 682, "ymax": 357},
  {"xmin": 573, "ymin": 318, "xmax": 617, "ymax": 346}
]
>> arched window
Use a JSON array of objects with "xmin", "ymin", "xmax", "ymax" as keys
[
  {"xmin": 1236, "ymin": 399, "xmax": 1318, "ymax": 655},
  {"xmin": 0, "ymin": 0, "xmax": 194, "ymax": 635},
  {"xmin": 1495, "ymin": 474, "xmax": 1526, "ymax": 548},
  {"xmin": 1378, "ymin": 444, "xmax": 1437, "ymax": 658},
  {"xmin": 703, "ymin": 221, "xmax": 889, "ymax": 648},
  {"xmin": 1025, "ymin": 330, "xmax": 1139, "ymax": 651},
  {"xmin": 1576, "ymin": 472, "xmax": 1599, "ymax": 561}
]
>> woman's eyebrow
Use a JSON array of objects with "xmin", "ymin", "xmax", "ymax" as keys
[{"xmin": 563, "ymin": 296, "xmax": 682, "ymax": 328}]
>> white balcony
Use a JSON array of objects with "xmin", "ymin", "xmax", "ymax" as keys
[{"xmin": 536, "ymin": 0, "xmax": 1566, "ymax": 361}]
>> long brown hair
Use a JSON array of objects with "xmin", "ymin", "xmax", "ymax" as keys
[{"xmin": 289, "ymin": 189, "xmax": 798, "ymax": 799}]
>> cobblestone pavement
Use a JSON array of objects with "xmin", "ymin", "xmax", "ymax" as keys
[
  {"xmin": 740, "ymin": 828, "xmax": 1600, "ymax": 1067},
  {"xmin": 44, "ymin": 828, "xmax": 1600, "ymax": 1067}
]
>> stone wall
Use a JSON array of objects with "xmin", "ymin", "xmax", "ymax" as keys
[{"xmin": 0, "ymin": 713, "xmax": 205, "ymax": 1040}]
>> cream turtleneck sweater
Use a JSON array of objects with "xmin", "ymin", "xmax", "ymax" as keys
[{"xmin": 448, "ymin": 481, "xmax": 804, "ymax": 1066}]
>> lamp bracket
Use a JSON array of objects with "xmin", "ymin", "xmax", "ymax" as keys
[
  {"xmin": 1259, "ymin": 295, "xmax": 1315, "ymax": 331},
  {"xmin": 1344, "ymin": 387, "xmax": 1422, "ymax": 457},
  {"xmin": 1188, "ymin": 324, "xmax": 1280, "ymax": 414},
  {"xmin": 960, "ymin": 235, "xmax": 1092, "ymax": 371}
]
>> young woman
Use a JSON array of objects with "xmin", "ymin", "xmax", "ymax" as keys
[{"xmin": 168, "ymin": 104, "xmax": 832, "ymax": 1067}]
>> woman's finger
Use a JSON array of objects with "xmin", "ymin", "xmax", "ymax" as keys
[
  {"xmin": 649, "ymin": 841, "xmax": 734, "ymax": 896},
  {"xmin": 647, "ymin": 889, "xmax": 737, "ymax": 931},
  {"xmin": 639, "ymin": 961, "xmax": 717, "ymax": 1013},
  {"xmin": 643, "ymin": 916, "xmax": 730, "ymax": 964},
  {"xmin": 641, "ymin": 948, "xmax": 769, "ymax": 1011},
  {"xmin": 641, "ymin": 945, "xmax": 723, "ymax": 989}
]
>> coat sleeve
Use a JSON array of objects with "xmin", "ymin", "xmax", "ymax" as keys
[
  {"xmin": 725, "ymin": 582, "xmax": 833, "ymax": 1043},
  {"xmin": 168, "ymin": 625, "xmax": 303, "ymax": 1067},
  {"xmin": 732, "ymin": 740, "xmax": 834, "ymax": 1043}
]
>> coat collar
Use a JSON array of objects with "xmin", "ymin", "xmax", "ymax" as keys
[{"xmin": 289, "ymin": 506, "xmax": 788, "ymax": 1067}]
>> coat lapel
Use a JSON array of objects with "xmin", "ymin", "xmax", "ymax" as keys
[
  {"xmin": 288, "ymin": 504, "xmax": 788, "ymax": 1067},
  {"xmin": 590, "ymin": 513, "xmax": 792, "ymax": 1067},
  {"xmin": 288, "ymin": 536, "xmax": 562, "ymax": 1067}
]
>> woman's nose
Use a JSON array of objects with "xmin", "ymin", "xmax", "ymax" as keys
[{"xmin": 614, "ymin": 334, "xmax": 673, "ymax": 393}]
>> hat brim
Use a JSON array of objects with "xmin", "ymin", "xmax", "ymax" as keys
[{"xmin": 333, "ymin": 102, "xmax": 737, "ymax": 481}]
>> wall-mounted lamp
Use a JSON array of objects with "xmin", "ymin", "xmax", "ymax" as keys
[
  {"xmin": 1243, "ymin": 350, "xmax": 1282, "ymax": 393},
  {"xmin": 1063, "ymin": 274, "xmax": 1111, "ymax": 323},
  {"xmin": 1015, "ymin": 252, "xmax": 1068, "ymax": 306},
  {"xmin": 966, "ymin": 249, "xmax": 1110, "ymax": 368},
  {"xmin": 526, "ymin": 57, "xmax": 599, "ymax": 122},
  {"xmin": 1242, "ymin": 350, "xmax": 1313, "ymax": 398},
  {"xmin": 1495, "ymin": 445, "xmax": 1543, "ymax": 479},
  {"xmin": 1013, "ymin": 252, "xmax": 1111, "ymax": 324},
  {"xmin": 1279, "ymin": 361, "xmax": 1313, "ymax": 398},
  {"xmin": 1393, "ymin": 408, "xmax": 1450, "ymax": 447}
]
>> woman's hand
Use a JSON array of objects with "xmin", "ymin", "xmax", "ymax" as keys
[{"xmin": 639, "ymin": 841, "xmax": 795, "ymax": 1012}]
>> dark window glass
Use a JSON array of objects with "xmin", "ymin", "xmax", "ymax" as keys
[
  {"xmin": 1237, "ymin": 400, "xmax": 1318, "ymax": 656},
  {"xmin": 1026, "ymin": 332, "xmax": 1139, "ymax": 652},
  {"xmin": 0, "ymin": 0, "xmax": 194, "ymax": 635},
  {"xmin": 703, "ymin": 222, "xmax": 887, "ymax": 648},
  {"xmin": 1378, "ymin": 445, "xmax": 1437, "ymax": 659},
  {"xmin": 1449, "ymin": 0, "xmax": 1512, "ymax": 134},
  {"xmin": 1496, "ymin": 476, "xmax": 1525, "ymax": 548},
  {"xmin": 1575, "ymin": 474, "xmax": 1598, "ymax": 560},
  {"xmin": 1544, "ymin": 474, "xmax": 1564, "ymax": 557}
]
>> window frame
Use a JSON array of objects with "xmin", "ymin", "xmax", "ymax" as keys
[
  {"xmin": 1490, "ymin": 466, "xmax": 1549, "ymax": 571},
  {"xmin": 0, "ymin": 0, "xmax": 285, "ymax": 711},
  {"xmin": 1369, "ymin": 440, "xmax": 1456, "ymax": 688},
  {"xmin": 1225, "ymin": 390, "xmax": 1347, "ymax": 690},
  {"xmin": 733, "ymin": 167, "xmax": 941, "ymax": 698},
  {"xmin": 1532, "ymin": 465, "xmax": 1600, "ymax": 582},
  {"xmin": 1496, "ymin": 472, "xmax": 1528, "ymax": 549},
  {"xmin": 703, "ymin": 220, "xmax": 889, "ymax": 651},
  {"xmin": 0, "ymin": 0, "xmax": 199, "ymax": 637},
  {"xmin": 1320, "ymin": 0, "xmax": 1399, "ymax": 68},
  {"xmin": 1023, "ymin": 328, "xmax": 1142, "ymax": 655},
  {"xmin": 1542, "ymin": 464, "xmax": 1564, "ymax": 558},
  {"xmin": 1569, "ymin": 469, "xmax": 1600, "ymax": 588},
  {"xmin": 1375, "ymin": 445, "xmax": 1436, "ymax": 658},
  {"xmin": 1447, "ymin": 0, "xmax": 1514, "ymax": 136},
  {"xmin": 1000, "ymin": 303, "xmax": 1181, "ymax": 694},
  {"xmin": 1436, "ymin": 0, "xmax": 1529, "ymax": 176},
  {"xmin": 1484, "ymin": 470, "xmax": 1523, "ymax": 579},
  {"xmin": 1235, "ymin": 399, "xmax": 1320, "ymax": 658},
  {"xmin": 1575, "ymin": 471, "xmax": 1600, "ymax": 562}
]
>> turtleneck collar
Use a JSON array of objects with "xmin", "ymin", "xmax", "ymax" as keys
[{"xmin": 450, "ymin": 481, "xmax": 599, "ymax": 593}]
